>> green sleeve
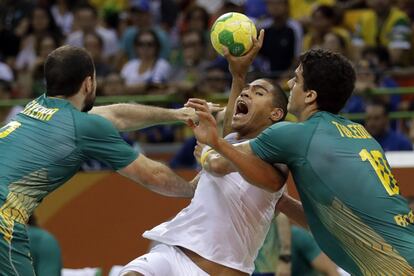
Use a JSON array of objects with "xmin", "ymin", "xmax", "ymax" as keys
[
  {"xmin": 249, "ymin": 122, "xmax": 303, "ymax": 164},
  {"xmin": 77, "ymin": 114, "xmax": 138, "ymax": 170},
  {"xmin": 292, "ymin": 226, "xmax": 321, "ymax": 263}
]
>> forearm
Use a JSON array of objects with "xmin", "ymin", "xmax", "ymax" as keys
[
  {"xmin": 276, "ymin": 213, "xmax": 291, "ymax": 255},
  {"xmin": 91, "ymin": 104, "xmax": 190, "ymax": 131},
  {"xmin": 214, "ymin": 139, "xmax": 285, "ymax": 192},
  {"xmin": 120, "ymin": 156, "xmax": 196, "ymax": 198},
  {"xmin": 139, "ymin": 163, "xmax": 195, "ymax": 198},
  {"xmin": 223, "ymin": 75, "xmax": 245, "ymax": 136},
  {"xmin": 277, "ymin": 194, "xmax": 308, "ymax": 228},
  {"xmin": 203, "ymin": 150, "xmax": 236, "ymax": 176}
]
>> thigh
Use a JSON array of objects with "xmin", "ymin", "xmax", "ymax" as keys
[{"xmin": 0, "ymin": 219, "xmax": 35, "ymax": 276}]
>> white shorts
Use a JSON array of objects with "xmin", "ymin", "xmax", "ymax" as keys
[{"xmin": 119, "ymin": 244, "xmax": 209, "ymax": 276}]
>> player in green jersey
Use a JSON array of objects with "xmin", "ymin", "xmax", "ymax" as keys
[
  {"xmin": 186, "ymin": 49, "xmax": 414, "ymax": 275},
  {"xmin": 0, "ymin": 45, "xmax": 204, "ymax": 275}
]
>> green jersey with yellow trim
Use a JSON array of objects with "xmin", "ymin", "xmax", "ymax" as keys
[
  {"xmin": 250, "ymin": 111, "xmax": 414, "ymax": 276},
  {"xmin": 0, "ymin": 94, "xmax": 138, "ymax": 224}
]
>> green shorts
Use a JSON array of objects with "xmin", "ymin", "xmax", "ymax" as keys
[{"xmin": 0, "ymin": 216, "xmax": 34, "ymax": 276}]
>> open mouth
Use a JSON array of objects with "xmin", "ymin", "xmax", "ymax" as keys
[{"xmin": 235, "ymin": 100, "xmax": 249, "ymax": 117}]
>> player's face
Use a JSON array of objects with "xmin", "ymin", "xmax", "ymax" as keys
[
  {"xmin": 231, "ymin": 79, "xmax": 276, "ymax": 134},
  {"xmin": 287, "ymin": 65, "xmax": 307, "ymax": 116}
]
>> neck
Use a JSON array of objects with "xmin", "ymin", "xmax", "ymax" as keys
[
  {"xmin": 52, "ymin": 93, "xmax": 83, "ymax": 111},
  {"xmin": 237, "ymin": 124, "xmax": 271, "ymax": 140},
  {"xmin": 296, "ymin": 107, "xmax": 319, "ymax": 122}
]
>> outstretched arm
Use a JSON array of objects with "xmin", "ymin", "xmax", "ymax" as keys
[
  {"xmin": 119, "ymin": 154, "xmax": 196, "ymax": 198},
  {"xmin": 90, "ymin": 104, "xmax": 197, "ymax": 132}
]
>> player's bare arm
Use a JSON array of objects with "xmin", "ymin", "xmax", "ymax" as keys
[
  {"xmin": 91, "ymin": 103, "xmax": 223, "ymax": 132},
  {"xmin": 90, "ymin": 104, "xmax": 196, "ymax": 131},
  {"xmin": 186, "ymin": 99, "xmax": 285, "ymax": 192},
  {"xmin": 222, "ymin": 29, "xmax": 264, "ymax": 136},
  {"xmin": 276, "ymin": 193, "xmax": 308, "ymax": 228},
  {"xmin": 119, "ymin": 154, "xmax": 196, "ymax": 198}
]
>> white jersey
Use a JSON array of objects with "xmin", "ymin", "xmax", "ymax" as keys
[{"xmin": 143, "ymin": 139, "xmax": 285, "ymax": 274}]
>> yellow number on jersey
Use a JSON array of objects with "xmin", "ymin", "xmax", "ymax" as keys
[
  {"xmin": 359, "ymin": 149, "xmax": 399, "ymax": 196},
  {"xmin": 0, "ymin": 121, "xmax": 21, "ymax": 139}
]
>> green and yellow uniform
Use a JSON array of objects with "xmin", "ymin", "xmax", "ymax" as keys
[
  {"xmin": 0, "ymin": 95, "xmax": 138, "ymax": 274},
  {"xmin": 291, "ymin": 225, "xmax": 322, "ymax": 276},
  {"xmin": 250, "ymin": 111, "xmax": 414, "ymax": 275},
  {"xmin": 352, "ymin": 8, "xmax": 411, "ymax": 49}
]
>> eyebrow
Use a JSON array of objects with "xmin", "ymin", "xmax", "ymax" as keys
[{"xmin": 251, "ymin": 84, "xmax": 270, "ymax": 93}]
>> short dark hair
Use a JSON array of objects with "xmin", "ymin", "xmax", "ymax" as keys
[
  {"xmin": 45, "ymin": 45, "xmax": 95, "ymax": 97},
  {"xmin": 299, "ymin": 49, "xmax": 356, "ymax": 114},
  {"xmin": 261, "ymin": 78, "xmax": 288, "ymax": 122},
  {"xmin": 134, "ymin": 29, "xmax": 161, "ymax": 58}
]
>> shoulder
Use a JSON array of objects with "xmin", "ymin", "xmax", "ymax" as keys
[
  {"xmin": 75, "ymin": 113, "xmax": 117, "ymax": 136},
  {"xmin": 121, "ymin": 59, "xmax": 139, "ymax": 72}
]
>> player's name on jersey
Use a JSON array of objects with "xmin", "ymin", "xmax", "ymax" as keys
[
  {"xmin": 21, "ymin": 101, "xmax": 59, "ymax": 121},
  {"xmin": 331, "ymin": 121, "xmax": 372, "ymax": 139}
]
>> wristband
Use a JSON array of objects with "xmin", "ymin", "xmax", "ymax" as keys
[{"xmin": 200, "ymin": 149, "xmax": 214, "ymax": 167}]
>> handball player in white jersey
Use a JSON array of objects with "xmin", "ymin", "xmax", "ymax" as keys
[{"xmin": 120, "ymin": 30, "xmax": 288, "ymax": 276}]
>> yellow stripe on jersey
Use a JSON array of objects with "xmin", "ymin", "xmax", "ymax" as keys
[{"xmin": 314, "ymin": 197, "xmax": 414, "ymax": 275}]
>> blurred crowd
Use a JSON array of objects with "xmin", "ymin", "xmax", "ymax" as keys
[{"xmin": 1, "ymin": 0, "xmax": 414, "ymax": 169}]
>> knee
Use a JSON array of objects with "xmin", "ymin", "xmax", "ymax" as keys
[{"xmin": 121, "ymin": 272, "xmax": 144, "ymax": 276}]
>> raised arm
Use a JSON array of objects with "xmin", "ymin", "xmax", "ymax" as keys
[
  {"xmin": 222, "ymin": 29, "xmax": 264, "ymax": 136},
  {"xmin": 119, "ymin": 154, "xmax": 196, "ymax": 198},
  {"xmin": 90, "ymin": 104, "xmax": 197, "ymax": 132}
]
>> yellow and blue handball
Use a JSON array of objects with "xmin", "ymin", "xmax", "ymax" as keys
[{"xmin": 210, "ymin": 12, "xmax": 257, "ymax": 56}]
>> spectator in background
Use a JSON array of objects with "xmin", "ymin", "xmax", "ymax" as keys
[
  {"xmin": 291, "ymin": 225, "xmax": 340, "ymax": 276},
  {"xmin": 260, "ymin": 0, "xmax": 297, "ymax": 79},
  {"xmin": 15, "ymin": 6, "xmax": 62, "ymax": 71},
  {"xmin": 365, "ymin": 100, "xmax": 412, "ymax": 151},
  {"xmin": 119, "ymin": 2, "xmax": 171, "ymax": 62},
  {"xmin": 0, "ymin": 0, "xmax": 33, "ymax": 64},
  {"xmin": 0, "ymin": 80, "xmax": 18, "ymax": 125},
  {"xmin": 303, "ymin": 5, "xmax": 350, "ymax": 53},
  {"xmin": 199, "ymin": 63, "xmax": 230, "ymax": 95},
  {"xmin": 84, "ymin": 32, "xmax": 113, "ymax": 91},
  {"xmin": 50, "ymin": 0, "xmax": 74, "ymax": 35},
  {"xmin": 31, "ymin": 34, "xmax": 60, "ymax": 97},
  {"xmin": 101, "ymin": 72, "xmax": 125, "ymax": 96},
  {"xmin": 288, "ymin": 0, "xmax": 334, "ymax": 26},
  {"xmin": 66, "ymin": 4, "xmax": 119, "ymax": 59},
  {"xmin": 169, "ymin": 30, "xmax": 209, "ymax": 95},
  {"xmin": 322, "ymin": 31, "xmax": 349, "ymax": 57},
  {"xmin": 121, "ymin": 29, "xmax": 171, "ymax": 94},
  {"xmin": 27, "ymin": 215, "xmax": 62, "ymax": 276},
  {"xmin": 352, "ymin": 0, "xmax": 412, "ymax": 66}
]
